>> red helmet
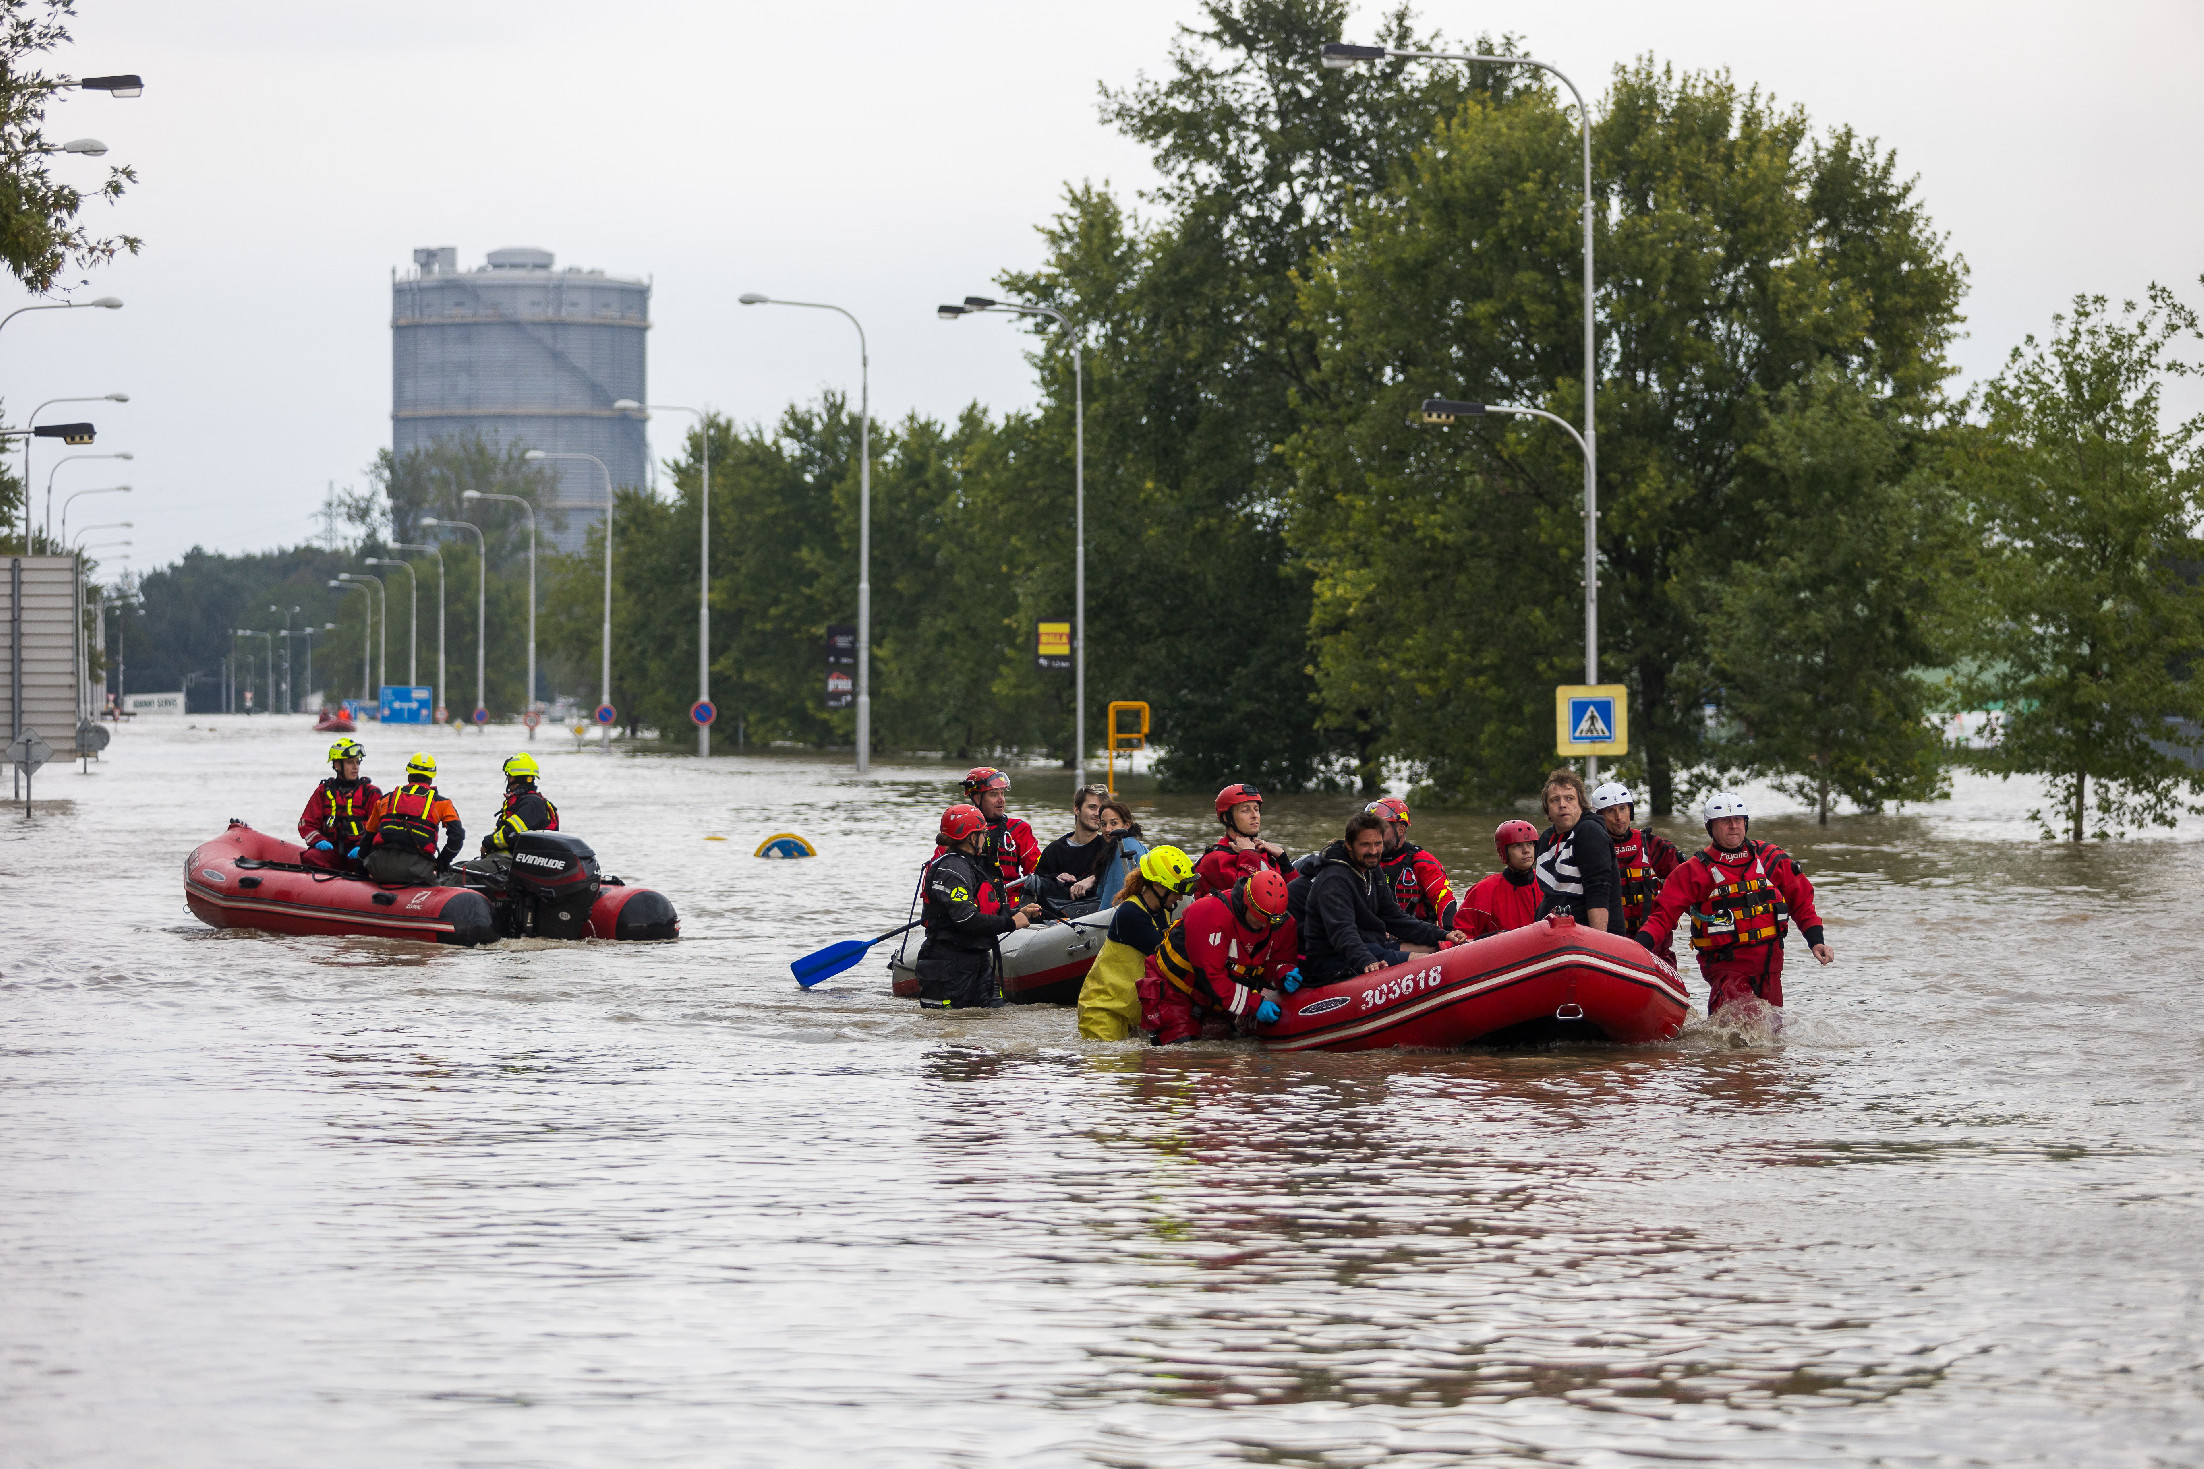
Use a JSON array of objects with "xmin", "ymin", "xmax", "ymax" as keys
[
  {"xmin": 962, "ymin": 766, "xmax": 1010, "ymax": 795},
  {"xmin": 1238, "ymin": 868, "xmax": 1291, "ymax": 926},
  {"xmin": 1366, "ymin": 796, "xmax": 1411, "ymax": 825},
  {"xmin": 939, "ymin": 804, "xmax": 987, "ymax": 843},
  {"xmin": 1494, "ymin": 819, "xmax": 1539, "ymax": 857},
  {"xmin": 1214, "ymin": 782, "xmax": 1263, "ymax": 818}
]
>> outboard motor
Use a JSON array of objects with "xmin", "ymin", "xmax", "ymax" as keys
[{"xmin": 507, "ymin": 831, "xmax": 603, "ymax": 939}]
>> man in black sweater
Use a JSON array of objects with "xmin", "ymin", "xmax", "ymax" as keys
[
  {"xmin": 1035, "ymin": 784, "xmax": 1112, "ymax": 913},
  {"xmin": 1290, "ymin": 812, "xmax": 1464, "ymax": 984},
  {"xmin": 1532, "ymin": 767, "xmax": 1620, "ymax": 930}
]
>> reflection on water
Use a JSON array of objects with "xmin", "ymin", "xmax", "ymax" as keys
[{"xmin": 3, "ymin": 721, "xmax": 2200, "ymax": 1466}]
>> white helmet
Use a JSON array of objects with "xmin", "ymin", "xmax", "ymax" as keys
[
  {"xmin": 1700, "ymin": 791, "xmax": 1751, "ymax": 827},
  {"xmin": 1590, "ymin": 780, "xmax": 1635, "ymax": 813}
]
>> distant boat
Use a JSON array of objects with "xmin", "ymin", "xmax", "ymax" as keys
[{"xmin": 314, "ymin": 708, "xmax": 356, "ymax": 733}]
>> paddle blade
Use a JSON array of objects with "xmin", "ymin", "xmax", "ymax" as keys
[{"xmin": 791, "ymin": 938, "xmax": 872, "ymax": 988}]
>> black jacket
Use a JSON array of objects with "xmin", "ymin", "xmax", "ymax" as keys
[
  {"xmin": 1534, "ymin": 814, "xmax": 1620, "ymax": 923},
  {"xmin": 919, "ymin": 849, "xmax": 1018, "ymax": 956},
  {"xmin": 1291, "ymin": 840, "xmax": 1444, "ymax": 971}
]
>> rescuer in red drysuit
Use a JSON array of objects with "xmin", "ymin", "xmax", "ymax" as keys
[
  {"xmin": 1141, "ymin": 868, "xmax": 1299, "ymax": 1045},
  {"xmin": 1193, "ymin": 782, "xmax": 1296, "ymax": 896},
  {"xmin": 1367, "ymin": 796, "xmax": 1461, "ymax": 931},
  {"xmin": 1634, "ymin": 791, "xmax": 1833, "ymax": 1016},
  {"xmin": 956, "ymin": 767, "xmax": 1040, "ymax": 891},
  {"xmin": 1460, "ymin": 819, "xmax": 1542, "ymax": 938},
  {"xmin": 298, "ymin": 738, "xmax": 380, "ymax": 871},
  {"xmin": 1592, "ymin": 779, "xmax": 1684, "ymax": 965}
]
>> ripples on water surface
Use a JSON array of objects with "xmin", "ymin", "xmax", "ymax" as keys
[{"xmin": 3, "ymin": 719, "xmax": 2200, "ymax": 1466}]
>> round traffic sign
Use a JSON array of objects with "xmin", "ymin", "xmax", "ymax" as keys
[
  {"xmin": 522, "ymin": 709, "xmax": 542, "ymax": 729},
  {"xmin": 594, "ymin": 703, "xmax": 617, "ymax": 726},
  {"xmin": 433, "ymin": 706, "xmax": 449, "ymax": 725},
  {"xmin": 472, "ymin": 706, "xmax": 489, "ymax": 726},
  {"xmin": 690, "ymin": 698, "xmax": 717, "ymax": 727}
]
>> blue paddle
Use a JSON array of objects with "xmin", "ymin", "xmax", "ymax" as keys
[{"xmin": 791, "ymin": 919, "xmax": 923, "ymax": 988}]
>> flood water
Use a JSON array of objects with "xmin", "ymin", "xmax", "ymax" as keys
[{"xmin": 4, "ymin": 718, "xmax": 2200, "ymax": 1466}]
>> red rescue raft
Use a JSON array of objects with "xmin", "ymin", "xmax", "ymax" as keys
[
  {"xmin": 313, "ymin": 708, "xmax": 356, "ymax": 733},
  {"xmin": 183, "ymin": 822, "xmax": 676, "ymax": 946},
  {"xmin": 1258, "ymin": 914, "xmax": 1689, "ymax": 1052}
]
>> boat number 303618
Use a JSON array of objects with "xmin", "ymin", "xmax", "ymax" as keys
[{"xmin": 1361, "ymin": 962, "xmax": 1449, "ymax": 1009}]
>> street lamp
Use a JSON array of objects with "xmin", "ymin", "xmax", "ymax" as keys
[
  {"xmin": 420, "ymin": 517, "xmax": 486, "ymax": 732},
  {"xmin": 1321, "ymin": 39, "xmax": 1601, "ymax": 702},
  {"xmin": 615, "ymin": 398, "xmax": 712, "ymax": 758},
  {"xmin": 739, "ymin": 292, "xmax": 871, "ymax": 772},
  {"xmin": 268, "ymin": 604, "xmax": 300, "ymax": 714},
  {"xmin": 522, "ymin": 451, "xmax": 615, "ymax": 754},
  {"xmin": 329, "ymin": 580, "xmax": 372, "ymax": 703},
  {"xmin": 939, "ymin": 294, "xmax": 1088, "ymax": 790},
  {"xmin": 234, "ymin": 628, "xmax": 275, "ymax": 714},
  {"xmin": 299, "ymin": 622, "xmax": 335, "ymax": 710},
  {"xmin": 28, "ymin": 399, "xmax": 125, "ymax": 538},
  {"xmin": 58, "ymin": 482, "xmax": 128, "ymax": 545},
  {"xmin": 336, "ymin": 572, "xmax": 384, "ymax": 694},
  {"xmin": 389, "ymin": 541, "xmax": 444, "ymax": 726},
  {"xmin": 365, "ymin": 558, "xmax": 417, "ymax": 686},
  {"xmin": 43, "ymin": 451, "xmax": 131, "ymax": 547},
  {"xmin": 0, "ymin": 295, "xmax": 123, "ymax": 546},
  {"xmin": 78, "ymin": 76, "xmax": 145, "ymax": 98},
  {"xmin": 460, "ymin": 489, "xmax": 536, "ymax": 742}
]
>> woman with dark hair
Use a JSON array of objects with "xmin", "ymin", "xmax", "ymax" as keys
[
  {"xmin": 1532, "ymin": 766, "xmax": 1618, "ymax": 931},
  {"xmin": 1090, "ymin": 797, "xmax": 1150, "ymax": 907}
]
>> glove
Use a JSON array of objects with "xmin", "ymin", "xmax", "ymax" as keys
[
  {"xmin": 1255, "ymin": 998, "xmax": 1282, "ymax": 1025},
  {"xmin": 1279, "ymin": 968, "xmax": 1303, "ymax": 994},
  {"xmin": 346, "ymin": 846, "xmax": 362, "ymax": 861},
  {"xmin": 313, "ymin": 840, "xmax": 334, "ymax": 852},
  {"xmin": 1631, "ymin": 930, "xmax": 1658, "ymax": 952}
]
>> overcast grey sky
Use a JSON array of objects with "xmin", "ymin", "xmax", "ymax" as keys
[{"xmin": 9, "ymin": 0, "xmax": 2200, "ymax": 570}]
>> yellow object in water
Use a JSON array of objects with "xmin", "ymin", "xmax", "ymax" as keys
[
  {"xmin": 1077, "ymin": 936, "xmax": 1146, "ymax": 1041},
  {"xmin": 704, "ymin": 835, "xmax": 727, "ymax": 842}
]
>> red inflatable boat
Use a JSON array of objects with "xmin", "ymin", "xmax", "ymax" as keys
[
  {"xmin": 184, "ymin": 821, "xmax": 678, "ymax": 946},
  {"xmin": 1258, "ymin": 914, "xmax": 1690, "ymax": 1052}
]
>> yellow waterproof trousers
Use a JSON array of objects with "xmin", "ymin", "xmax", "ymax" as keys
[{"xmin": 1077, "ymin": 938, "xmax": 1146, "ymax": 1040}]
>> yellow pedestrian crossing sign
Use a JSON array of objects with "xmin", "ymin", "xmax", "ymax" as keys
[{"xmin": 1556, "ymin": 684, "xmax": 1628, "ymax": 757}]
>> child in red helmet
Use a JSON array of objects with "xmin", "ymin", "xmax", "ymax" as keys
[
  {"xmin": 958, "ymin": 766, "xmax": 1040, "ymax": 890},
  {"xmin": 1141, "ymin": 867, "xmax": 1300, "ymax": 1044},
  {"xmin": 1461, "ymin": 820, "xmax": 1542, "ymax": 937},
  {"xmin": 1192, "ymin": 781, "xmax": 1295, "ymax": 896}
]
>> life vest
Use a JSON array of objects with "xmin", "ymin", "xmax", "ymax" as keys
[
  {"xmin": 488, "ymin": 786, "xmax": 559, "ymax": 851},
  {"xmin": 1614, "ymin": 828, "xmax": 1676, "ymax": 933},
  {"xmin": 1687, "ymin": 841, "xmax": 1790, "ymax": 952},
  {"xmin": 921, "ymin": 848, "xmax": 1009, "ymax": 931},
  {"xmin": 1152, "ymin": 898, "xmax": 1284, "ymax": 1003},
  {"xmin": 373, "ymin": 783, "xmax": 442, "ymax": 856},
  {"xmin": 317, "ymin": 779, "xmax": 376, "ymax": 841}
]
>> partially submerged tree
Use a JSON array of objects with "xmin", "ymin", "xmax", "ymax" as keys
[{"xmin": 1958, "ymin": 285, "xmax": 2204, "ymax": 840}]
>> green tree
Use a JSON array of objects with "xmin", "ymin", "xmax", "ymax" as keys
[
  {"xmin": 1290, "ymin": 59, "xmax": 1966, "ymax": 809},
  {"xmin": 1703, "ymin": 369, "xmax": 1959, "ymax": 822},
  {"xmin": 1000, "ymin": 0, "xmax": 1503, "ymax": 791},
  {"xmin": 1958, "ymin": 286, "xmax": 2204, "ymax": 840},
  {"xmin": 0, "ymin": 0, "xmax": 138, "ymax": 294}
]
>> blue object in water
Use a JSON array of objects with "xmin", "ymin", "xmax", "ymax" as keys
[{"xmin": 755, "ymin": 832, "xmax": 818, "ymax": 860}]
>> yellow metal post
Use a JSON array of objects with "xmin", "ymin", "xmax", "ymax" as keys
[{"xmin": 1105, "ymin": 700, "xmax": 1150, "ymax": 794}]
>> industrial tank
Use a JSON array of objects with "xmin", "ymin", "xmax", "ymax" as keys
[{"xmin": 392, "ymin": 246, "xmax": 648, "ymax": 551}]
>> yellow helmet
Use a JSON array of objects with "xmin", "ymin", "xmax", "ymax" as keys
[
  {"xmin": 502, "ymin": 752, "xmax": 540, "ymax": 781},
  {"xmin": 327, "ymin": 738, "xmax": 365, "ymax": 763},
  {"xmin": 405, "ymin": 751, "xmax": 437, "ymax": 781},
  {"xmin": 1138, "ymin": 844, "xmax": 1198, "ymax": 894}
]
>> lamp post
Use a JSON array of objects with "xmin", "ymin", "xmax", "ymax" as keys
[
  {"xmin": 522, "ymin": 452, "xmax": 615, "ymax": 754},
  {"xmin": 337, "ymin": 572, "xmax": 384, "ymax": 694},
  {"xmin": 0, "ymin": 297, "xmax": 121, "ymax": 548},
  {"xmin": 268, "ymin": 604, "xmax": 299, "ymax": 714},
  {"xmin": 938, "ymin": 295, "xmax": 1086, "ymax": 789},
  {"xmin": 59, "ymin": 483, "xmax": 129, "ymax": 545},
  {"xmin": 617, "ymin": 398, "xmax": 711, "ymax": 758},
  {"xmin": 421, "ymin": 517, "xmax": 486, "ymax": 732},
  {"xmin": 738, "ymin": 293, "xmax": 870, "ymax": 772},
  {"xmin": 1321, "ymin": 40, "xmax": 1601, "ymax": 701},
  {"xmin": 300, "ymin": 622, "xmax": 333, "ymax": 709},
  {"xmin": 234, "ymin": 628, "xmax": 274, "ymax": 713},
  {"xmin": 41, "ymin": 451, "xmax": 131, "ymax": 549},
  {"xmin": 460, "ymin": 489, "xmax": 536, "ymax": 742},
  {"xmin": 366, "ymin": 558, "xmax": 416, "ymax": 686},
  {"xmin": 28, "ymin": 399, "xmax": 125, "ymax": 539},
  {"xmin": 390, "ymin": 541, "xmax": 444, "ymax": 726},
  {"xmin": 329, "ymin": 580, "xmax": 372, "ymax": 702}
]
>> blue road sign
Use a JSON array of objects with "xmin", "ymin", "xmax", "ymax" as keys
[
  {"xmin": 594, "ymin": 703, "xmax": 618, "ymax": 726},
  {"xmin": 690, "ymin": 698, "xmax": 717, "ymax": 727},
  {"xmin": 1566, "ymin": 696, "xmax": 1616, "ymax": 745},
  {"xmin": 472, "ymin": 706, "xmax": 489, "ymax": 726},
  {"xmin": 379, "ymin": 685, "xmax": 434, "ymax": 724}
]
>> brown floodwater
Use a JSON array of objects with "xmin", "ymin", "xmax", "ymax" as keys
[{"xmin": 3, "ymin": 718, "xmax": 2199, "ymax": 1466}]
